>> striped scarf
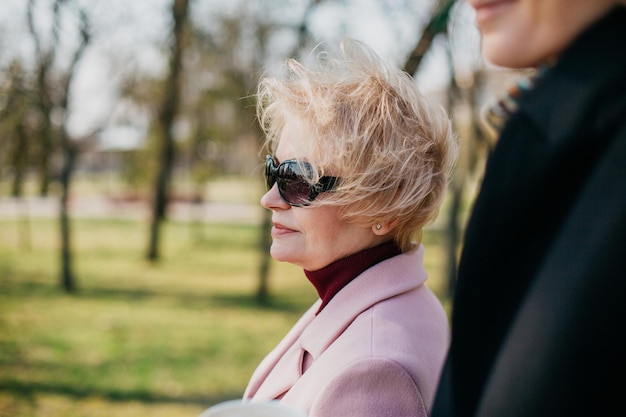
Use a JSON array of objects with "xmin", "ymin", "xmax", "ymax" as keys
[{"xmin": 481, "ymin": 66, "xmax": 549, "ymax": 138}]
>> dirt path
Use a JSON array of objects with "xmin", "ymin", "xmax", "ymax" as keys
[{"xmin": 0, "ymin": 196, "xmax": 262, "ymax": 225}]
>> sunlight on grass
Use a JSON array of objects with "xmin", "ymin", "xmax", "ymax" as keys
[{"xmin": 0, "ymin": 211, "xmax": 448, "ymax": 417}]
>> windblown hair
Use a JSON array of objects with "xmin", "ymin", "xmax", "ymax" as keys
[{"xmin": 257, "ymin": 39, "xmax": 457, "ymax": 252}]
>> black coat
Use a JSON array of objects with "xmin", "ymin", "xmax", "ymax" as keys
[{"xmin": 432, "ymin": 7, "xmax": 626, "ymax": 417}]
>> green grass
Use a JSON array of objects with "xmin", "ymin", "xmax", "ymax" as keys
[{"xmin": 0, "ymin": 213, "xmax": 449, "ymax": 417}]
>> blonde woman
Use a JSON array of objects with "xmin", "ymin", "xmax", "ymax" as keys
[{"xmin": 244, "ymin": 39, "xmax": 457, "ymax": 417}]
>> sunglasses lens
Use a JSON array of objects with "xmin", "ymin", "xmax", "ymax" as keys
[
  {"xmin": 278, "ymin": 177, "xmax": 311, "ymax": 205},
  {"xmin": 277, "ymin": 161, "xmax": 312, "ymax": 205}
]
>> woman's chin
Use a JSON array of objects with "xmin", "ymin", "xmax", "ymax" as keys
[{"xmin": 270, "ymin": 245, "xmax": 296, "ymax": 265}]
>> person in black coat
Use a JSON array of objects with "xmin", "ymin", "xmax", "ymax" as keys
[{"xmin": 431, "ymin": 1, "xmax": 626, "ymax": 417}]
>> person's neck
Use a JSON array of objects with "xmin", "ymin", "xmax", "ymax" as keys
[{"xmin": 304, "ymin": 240, "xmax": 402, "ymax": 314}]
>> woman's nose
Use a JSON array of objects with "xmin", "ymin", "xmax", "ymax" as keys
[{"xmin": 260, "ymin": 183, "xmax": 290, "ymax": 210}]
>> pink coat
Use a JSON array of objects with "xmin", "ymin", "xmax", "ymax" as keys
[{"xmin": 244, "ymin": 245, "xmax": 450, "ymax": 417}]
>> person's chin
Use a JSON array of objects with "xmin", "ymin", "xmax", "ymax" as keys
[
  {"xmin": 482, "ymin": 34, "xmax": 530, "ymax": 68},
  {"xmin": 270, "ymin": 244, "xmax": 297, "ymax": 264}
]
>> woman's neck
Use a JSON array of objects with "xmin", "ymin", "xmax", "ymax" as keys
[{"xmin": 304, "ymin": 240, "xmax": 402, "ymax": 314}]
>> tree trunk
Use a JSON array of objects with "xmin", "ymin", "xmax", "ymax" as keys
[
  {"xmin": 256, "ymin": 210, "xmax": 272, "ymax": 304},
  {"xmin": 59, "ymin": 143, "xmax": 77, "ymax": 293},
  {"xmin": 403, "ymin": 0, "xmax": 457, "ymax": 76},
  {"xmin": 445, "ymin": 179, "xmax": 463, "ymax": 299},
  {"xmin": 146, "ymin": 0, "xmax": 189, "ymax": 262},
  {"xmin": 11, "ymin": 120, "xmax": 29, "ymax": 198},
  {"xmin": 14, "ymin": 121, "xmax": 32, "ymax": 251},
  {"xmin": 34, "ymin": 57, "xmax": 54, "ymax": 197}
]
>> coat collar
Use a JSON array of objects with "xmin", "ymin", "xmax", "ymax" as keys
[
  {"xmin": 517, "ymin": 7, "xmax": 626, "ymax": 144},
  {"xmin": 301, "ymin": 245, "xmax": 427, "ymax": 359},
  {"xmin": 245, "ymin": 245, "xmax": 428, "ymax": 401}
]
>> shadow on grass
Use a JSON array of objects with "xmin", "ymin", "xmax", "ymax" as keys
[
  {"xmin": 0, "ymin": 279, "xmax": 310, "ymax": 314},
  {"xmin": 0, "ymin": 378, "xmax": 240, "ymax": 407}
]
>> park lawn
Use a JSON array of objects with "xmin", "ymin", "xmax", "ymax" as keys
[{"xmin": 0, "ymin": 216, "xmax": 448, "ymax": 417}]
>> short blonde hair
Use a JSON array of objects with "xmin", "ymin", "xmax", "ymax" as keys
[{"xmin": 257, "ymin": 39, "xmax": 457, "ymax": 252}]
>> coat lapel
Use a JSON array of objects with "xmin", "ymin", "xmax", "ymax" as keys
[
  {"xmin": 252, "ymin": 339, "xmax": 307, "ymax": 400},
  {"xmin": 244, "ymin": 301, "xmax": 320, "ymax": 400}
]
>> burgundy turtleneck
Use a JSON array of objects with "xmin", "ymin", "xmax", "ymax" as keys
[{"xmin": 304, "ymin": 240, "xmax": 402, "ymax": 314}]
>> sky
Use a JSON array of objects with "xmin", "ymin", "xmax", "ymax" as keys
[{"xmin": 0, "ymin": 0, "xmax": 482, "ymax": 147}]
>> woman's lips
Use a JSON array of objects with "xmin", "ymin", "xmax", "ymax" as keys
[
  {"xmin": 271, "ymin": 222, "xmax": 297, "ymax": 237},
  {"xmin": 469, "ymin": 0, "xmax": 515, "ymax": 28}
]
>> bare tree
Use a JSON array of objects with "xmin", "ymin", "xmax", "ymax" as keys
[
  {"xmin": 146, "ymin": 0, "xmax": 190, "ymax": 262},
  {"xmin": 0, "ymin": 61, "xmax": 32, "ymax": 198},
  {"xmin": 404, "ymin": 0, "xmax": 457, "ymax": 76},
  {"xmin": 403, "ymin": 0, "xmax": 463, "ymax": 299},
  {"xmin": 27, "ymin": 0, "xmax": 57, "ymax": 196},
  {"xmin": 58, "ymin": 7, "xmax": 93, "ymax": 292},
  {"xmin": 403, "ymin": 0, "xmax": 497, "ymax": 299},
  {"xmin": 25, "ymin": 0, "xmax": 94, "ymax": 292},
  {"xmin": 0, "ymin": 61, "xmax": 35, "ymax": 251}
]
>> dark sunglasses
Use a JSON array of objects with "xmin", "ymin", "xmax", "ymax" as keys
[{"xmin": 265, "ymin": 155, "xmax": 339, "ymax": 207}]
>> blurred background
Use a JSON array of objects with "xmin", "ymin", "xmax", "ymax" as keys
[{"xmin": 0, "ymin": 0, "xmax": 523, "ymax": 416}]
